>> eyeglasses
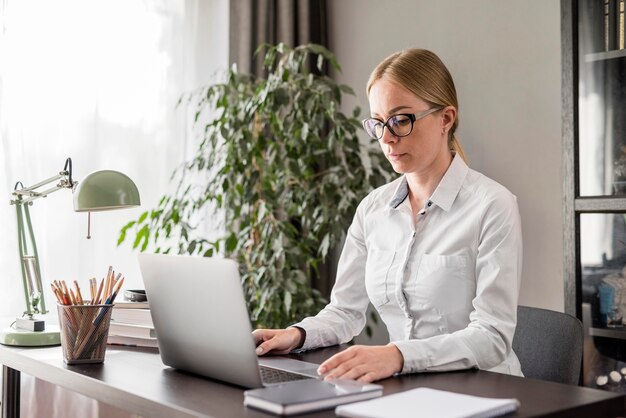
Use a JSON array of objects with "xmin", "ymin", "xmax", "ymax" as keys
[{"xmin": 362, "ymin": 107, "xmax": 442, "ymax": 140}]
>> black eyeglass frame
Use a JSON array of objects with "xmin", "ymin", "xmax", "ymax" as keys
[{"xmin": 362, "ymin": 107, "xmax": 443, "ymax": 140}]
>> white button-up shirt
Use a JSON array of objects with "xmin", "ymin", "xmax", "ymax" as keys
[{"xmin": 293, "ymin": 154, "xmax": 523, "ymax": 376}]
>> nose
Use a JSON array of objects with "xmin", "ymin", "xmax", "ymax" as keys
[{"xmin": 378, "ymin": 126, "xmax": 399, "ymax": 144}]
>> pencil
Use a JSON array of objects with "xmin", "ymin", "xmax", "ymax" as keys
[
  {"xmin": 68, "ymin": 288, "xmax": 74, "ymax": 305},
  {"xmin": 110, "ymin": 275, "xmax": 117, "ymax": 300},
  {"xmin": 55, "ymin": 281, "xmax": 68, "ymax": 305},
  {"xmin": 89, "ymin": 278, "xmax": 95, "ymax": 304},
  {"xmin": 74, "ymin": 280, "xmax": 84, "ymax": 305},
  {"xmin": 104, "ymin": 267, "xmax": 113, "ymax": 300},
  {"xmin": 111, "ymin": 272, "xmax": 121, "ymax": 300},
  {"xmin": 51, "ymin": 284, "xmax": 64, "ymax": 304},
  {"xmin": 61, "ymin": 281, "xmax": 71, "ymax": 304},
  {"xmin": 94, "ymin": 278, "xmax": 104, "ymax": 305},
  {"xmin": 108, "ymin": 266, "xmax": 114, "ymax": 296},
  {"xmin": 57, "ymin": 283, "xmax": 70, "ymax": 305},
  {"xmin": 109, "ymin": 277, "xmax": 125, "ymax": 303}
]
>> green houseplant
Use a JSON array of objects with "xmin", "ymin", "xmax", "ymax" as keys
[{"xmin": 118, "ymin": 43, "xmax": 388, "ymax": 328}]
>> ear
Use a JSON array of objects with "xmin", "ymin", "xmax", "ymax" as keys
[{"xmin": 441, "ymin": 106, "xmax": 457, "ymax": 133}]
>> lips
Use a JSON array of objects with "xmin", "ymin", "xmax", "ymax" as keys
[{"xmin": 387, "ymin": 153, "xmax": 406, "ymax": 162}]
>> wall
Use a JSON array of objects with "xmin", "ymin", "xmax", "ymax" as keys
[{"xmin": 328, "ymin": 0, "xmax": 563, "ymax": 311}]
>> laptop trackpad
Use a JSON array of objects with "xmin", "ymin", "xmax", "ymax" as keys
[{"xmin": 258, "ymin": 357, "xmax": 320, "ymax": 377}]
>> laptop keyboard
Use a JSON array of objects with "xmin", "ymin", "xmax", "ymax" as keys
[{"xmin": 259, "ymin": 365, "xmax": 314, "ymax": 384}]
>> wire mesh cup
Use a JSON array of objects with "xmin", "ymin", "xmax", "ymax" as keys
[{"xmin": 57, "ymin": 303, "xmax": 114, "ymax": 364}]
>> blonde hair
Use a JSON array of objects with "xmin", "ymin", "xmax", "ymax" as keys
[{"xmin": 366, "ymin": 49, "xmax": 467, "ymax": 163}]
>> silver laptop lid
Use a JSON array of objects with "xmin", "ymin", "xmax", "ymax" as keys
[{"xmin": 138, "ymin": 253, "xmax": 264, "ymax": 388}]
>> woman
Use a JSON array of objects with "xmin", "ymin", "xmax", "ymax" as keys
[{"xmin": 253, "ymin": 48, "xmax": 523, "ymax": 383}]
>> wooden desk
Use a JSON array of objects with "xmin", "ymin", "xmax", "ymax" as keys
[{"xmin": 0, "ymin": 343, "xmax": 624, "ymax": 418}]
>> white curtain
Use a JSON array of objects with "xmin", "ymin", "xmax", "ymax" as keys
[
  {"xmin": 0, "ymin": 0, "xmax": 229, "ymax": 316},
  {"xmin": 0, "ymin": 0, "xmax": 228, "ymax": 416}
]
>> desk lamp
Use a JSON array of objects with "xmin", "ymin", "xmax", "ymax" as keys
[{"xmin": 0, "ymin": 157, "xmax": 140, "ymax": 346}]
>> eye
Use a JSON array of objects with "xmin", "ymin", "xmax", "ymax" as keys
[{"xmin": 391, "ymin": 115, "xmax": 412, "ymax": 127}]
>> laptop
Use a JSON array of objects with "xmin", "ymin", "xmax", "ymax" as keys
[{"xmin": 137, "ymin": 253, "xmax": 320, "ymax": 388}]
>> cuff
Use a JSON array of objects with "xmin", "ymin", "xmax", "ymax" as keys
[
  {"xmin": 289, "ymin": 326, "xmax": 306, "ymax": 349},
  {"xmin": 392, "ymin": 340, "xmax": 429, "ymax": 374}
]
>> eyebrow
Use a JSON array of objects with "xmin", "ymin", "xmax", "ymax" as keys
[{"xmin": 372, "ymin": 105, "xmax": 412, "ymax": 118}]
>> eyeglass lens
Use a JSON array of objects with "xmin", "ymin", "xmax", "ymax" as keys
[{"xmin": 364, "ymin": 114, "xmax": 413, "ymax": 140}]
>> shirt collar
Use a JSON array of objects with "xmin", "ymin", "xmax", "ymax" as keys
[
  {"xmin": 387, "ymin": 177, "xmax": 410, "ymax": 210},
  {"xmin": 429, "ymin": 153, "xmax": 468, "ymax": 212},
  {"xmin": 386, "ymin": 153, "xmax": 469, "ymax": 212}
]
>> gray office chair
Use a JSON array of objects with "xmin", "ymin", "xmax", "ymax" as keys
[{"xmin": 512, "ymin": 305, "xmax": 583, "ymax": 385}]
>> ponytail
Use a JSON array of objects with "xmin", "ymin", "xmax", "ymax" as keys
[{"xmin": 449, "ymin": 134, "xmax": 468, "ymax": 163}]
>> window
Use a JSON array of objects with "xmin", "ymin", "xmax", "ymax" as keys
[{"xmin": 0, "ymin": 0, "xmax": 228, "ymax": 317}]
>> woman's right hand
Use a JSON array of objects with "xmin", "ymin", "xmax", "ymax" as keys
[{"xmin": 252, "ymin": 327, "xmax": 303, "ymax": 356}]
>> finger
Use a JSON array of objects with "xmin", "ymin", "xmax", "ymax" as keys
[
  {"xmin": 251, "ymin": 329, "xmax": 266, "ymax": 344},
  {"xmin": 255, "ymin": 340, "xmax": 272, "ymax": 356},
  {"xmin": 317, "ymin": 348, "xmax": 357, "ymax": 374},
  {"xmin": 356, "ymin": 372, "xmax": 378, "ymax": 383},
  {"xmin": 322, "ymin": 358, "xmax": 363, "ymax": 380},
  {"xmin": 325, "ymin": 364, "xmax": 368, "ymax": 382},
  {"xmin": 256, "ymin": 332, "xmax": 295, "ymax": 356},
  {"xmin": 252, "ymin": 329, "xmax": 277, "ymax": 346},
  {"xmin": 324, "ymin": 368, "xmax": 358, "ymax": 381},
  {"xmin": 255, "ymin": 339, "xmax": 277, "ymax": 355}
]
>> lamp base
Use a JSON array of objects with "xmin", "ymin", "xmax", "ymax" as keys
[{"xmin": 0, "ymin": 323, "xmax": 60, "ymax": 346}]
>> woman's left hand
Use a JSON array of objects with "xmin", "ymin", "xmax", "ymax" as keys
[{"xmin": 317, "ymin": 344, "xmax": 404, "ymax": 383}]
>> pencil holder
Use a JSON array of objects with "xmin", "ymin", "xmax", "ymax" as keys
[{"xmin": 57, "ymin": 303, "xmax": 114, "ymax": 364}]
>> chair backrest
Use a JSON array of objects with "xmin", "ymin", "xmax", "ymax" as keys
[{"xmin": 512, "ymin": 305, "xmax": 583, "ymax": 385}]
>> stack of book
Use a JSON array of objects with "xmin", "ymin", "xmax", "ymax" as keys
[{"xmin": 107, "ymin": 300, "xmax": 158, "ymax": 348}]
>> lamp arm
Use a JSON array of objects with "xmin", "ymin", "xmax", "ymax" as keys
[
  {"xmin": 17, "ymin": 173, "xmax": 65, "ymax": 193},
  {"xmin": 10, "ymin": 157, "xmax": 74, "ymax": 318},
  {"xmin": 15, "ymin": 203, "xmax": 46, "ymax": 316},
  {"xmin": 23, "ymin": 204, "xmax": 45, "ymax": 314},
  {"xmin": 18, "ymin": 185, "xmax": 66, "ymax": 204},
  {"xmin": 11, "ymin": 157, "xmax": 75, "ymax": 205},
  {"xmin": 15, "ymin": 204, "xmax": 34, "ymax": 316}
]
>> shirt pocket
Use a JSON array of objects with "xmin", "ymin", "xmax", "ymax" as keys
[
  {"xmin": 365, "ymin": 249, "xmax": 395, "ymax": 307},
  {"xmin": 413, "ymin": 253, "xmax": 474, "ymax": 313}
]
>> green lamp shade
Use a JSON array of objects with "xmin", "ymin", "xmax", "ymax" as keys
[{"xmin": 73, "ymin": 170, "xmax": 140, "ymax": 212}]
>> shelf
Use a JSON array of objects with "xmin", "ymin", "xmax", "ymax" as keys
[
  {"xmin": 575, "ymin": 197, "xmax": 626, "ymax": 212},
  {"xmin": 590, "ymin": 327, "xmax": 626, "ymax": 340},
  {"xmin": 565, "ymin": 0, "xmax": 626, "ymax": 394},
  {"xmin": 585, "ymin": 49, "xmax": 626, "ymax": 62}
]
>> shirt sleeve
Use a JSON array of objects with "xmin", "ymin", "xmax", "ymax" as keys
[
  {"xmin": 291, "ymin": 198, "xmax": 372, "ymax": 350},
  {"xmin": 393, "ymin": 189, "xmax": 523, "ymax": 373}
]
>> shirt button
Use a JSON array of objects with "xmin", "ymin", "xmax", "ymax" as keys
[{"xmin": 427, "ymin": 201, "xmax": 432, "ymax": 207}]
